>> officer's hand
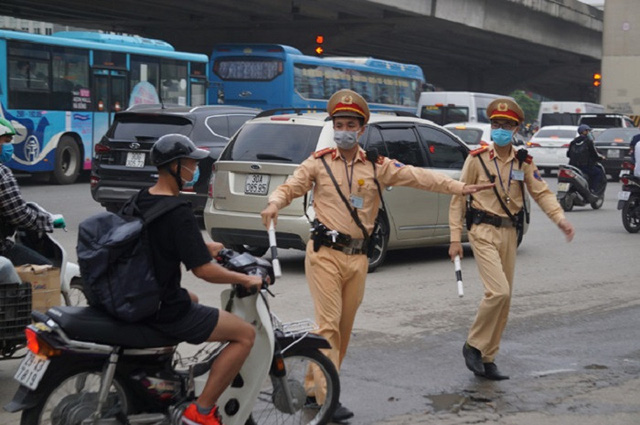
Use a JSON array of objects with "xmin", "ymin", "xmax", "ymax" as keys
[
  {"xmin": 261, "ymin": 203, "xmax": 279, "ymax": 228},
  {"xmin": 558, "ymin": 218, "xmax": 574, "ymax": 242},
  {"xmin": 462, "ymin": 183, "xmax": 495, "ymax": 195},
  {"xmin": 449, "ymin": 241, "xmax": 463, "ymax": 261}
]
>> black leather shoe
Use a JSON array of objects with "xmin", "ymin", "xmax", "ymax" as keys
[
  {"xmin": 332, "ymin": 402, "xmax": 354, "ymax": 422},
  {"xmin": 462, "ymin": 342, "xmax": 485, "ymax": 375},
  {"xmin": 483, "ymin": 362, "xmax": 509, "ymax": 380}
]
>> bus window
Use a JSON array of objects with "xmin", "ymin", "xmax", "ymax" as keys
[
  {"xmin": 294, "ymin": 64, "xmax": 324, "ymax": 100},
  {"xmin": 324, "ymin": 67, "xmax": 350, "ymax": 99},
  {"xmin": 351, "ymin": 73, "xmax": 374, "ymax": 103},
  {"xmin": 52, "ymin": 47, "xmax": 90, "ymax": 111},
  {"xmin": 190, "ymin": 62, "xmax": 207, "ymax": 106},
  {"xmin": 161, "ymin": 60, "xmax": 187, "ymax": 106},
  {"xmin": 8, "ymin": 42, "xmax": 51, "ymax": 109},
  {"xmin": 130, "ymin": 56, "xmax": 160, "ymax": 103}
]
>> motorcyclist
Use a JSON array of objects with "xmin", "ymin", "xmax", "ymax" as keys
[
  {"xmin": 566, "ymin": 124, "xmax": 605, "ymax": 192},
  {"xmin": 0, "ymin": 117, "xmax": 62, "ymax": 266}
]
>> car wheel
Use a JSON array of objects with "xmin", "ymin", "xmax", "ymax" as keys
[
  {"xmin": 367, "ymin": 215, "xmax": 389, "ymax": 273},
  {"xmin": 230, "ymin": 244, "xmax": 268, "ymax": 257}
]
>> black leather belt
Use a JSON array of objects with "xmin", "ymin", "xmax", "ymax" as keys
[
  {"xmin": 478, "ymin": 212, "xmax": 515, "ymax": 228},
  {"xmin": 320, "ymin": 238, "xmax": 367, "ymax": 255}
]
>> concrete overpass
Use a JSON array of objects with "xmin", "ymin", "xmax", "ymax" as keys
[{"xmin": 4, "ymin": 0, "xmax": 603, "ymax": 100}]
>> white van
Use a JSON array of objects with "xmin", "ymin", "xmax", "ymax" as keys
[
  {"xmin": 537, "ymin": 101, "xmax": 605, "ymax": 127},
  {"xmin": 416, "ymin": 91, "xmax": 513, "ymax": 126}
]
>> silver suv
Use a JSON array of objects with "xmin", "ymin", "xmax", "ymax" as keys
[{"xmin": 204, "ymin": 111, "xmax": 495, "ymax": 271}]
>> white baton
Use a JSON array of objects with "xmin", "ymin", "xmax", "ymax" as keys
[
  {"xmin": 268, "ymin": 222, "xmax": 282, "ymax": 277},
  {"xmin": 454, "ymin": 255, "xmax": 464, "ymax": 298}
]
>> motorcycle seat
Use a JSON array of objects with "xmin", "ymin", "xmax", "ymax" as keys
[{"xmin": 44, "ymin": 306, "xmax": 182, "ymax": 349}]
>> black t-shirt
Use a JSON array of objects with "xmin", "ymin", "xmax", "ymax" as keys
[{"xmin": 136, "ymin": 189, "xmax": 213, "ymax": 322}]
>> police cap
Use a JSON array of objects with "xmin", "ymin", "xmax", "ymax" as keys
[
  {"xmin": 327, "ymin": 89, "xmax": 370, "ymax": 124},
  {"xmin": 487, "ymin": 98, "xmax": 525, "ymax": 124}
]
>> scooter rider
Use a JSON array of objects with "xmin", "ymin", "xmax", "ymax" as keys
[
  {"xmin": 0, "ymin": 117, "xmax": 60, "ymax": 266},
  {"xmin": 566, "ymin": 124, "xmax": 605, "ymax": 192},
  {"xmin": 140, "ymin": 134, "xmax": 263, "ymax": 425}
]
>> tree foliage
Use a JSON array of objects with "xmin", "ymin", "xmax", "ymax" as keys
[{"xmin": 510, "ymin": 90, "xmax": 540, "ymax": 123}]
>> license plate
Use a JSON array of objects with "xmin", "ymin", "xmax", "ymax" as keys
[
  {"xmin": 14, "ymin": 351, "xmax": 50, "ymax": 390},
  {"xmin": 620, "ymin": 169, "xmax": 630, "ymax": 177},
  {"xmin": 126, "ymin": 152, "xmax": 146, "ymax": 168},
  {"xmin": 557, "ymin": 182, "xmax": 570, "ymax": 192},
  {"xmin": 245, "ymin": 174, "xmax": 270, "ymax": 195},
  {"xmin": 618, "ymin": 191, "xmax": 631, "ymax": 201},
  {"xmin": 607, "ymin": 150, "xmax": 620, "ymax": 158}
]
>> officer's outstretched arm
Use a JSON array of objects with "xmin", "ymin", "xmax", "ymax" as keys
[{"xmin": 461, "ymin": 182, "xmax": 495, "ymax": 195}]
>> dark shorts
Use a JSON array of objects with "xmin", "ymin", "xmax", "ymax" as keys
[{"xmin": 146, "ymin": 302, "xmax": 219, "ymax": 345}]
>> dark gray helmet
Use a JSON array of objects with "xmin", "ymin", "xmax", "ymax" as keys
[
  {"xmin": 150, "ymin": 134, "xmax": 208, "ymax": 167},
  {"xmin": 577, "ymin": 124, "xmax": 592, "ymax": 134}
]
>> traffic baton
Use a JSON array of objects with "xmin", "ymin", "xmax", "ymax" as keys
[
  {"xmin": 268, "ymin": 221, "xmax": 282, "ymax": 277},
  {"xmin": 454, "ymin": 255, "xmax": 464, "ymax": 298}
]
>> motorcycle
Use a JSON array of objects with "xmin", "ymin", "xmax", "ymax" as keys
[
  {"xmin": 4, "ymin": 249, "xmax": 340, "ymax": 425},
  {"xmin": 556, "ymin": 163, "xmax": 607, "ymax": 211},
  {"xmin": 0, "ymin": 213, "xmax": 84, "ymax": 359},
  {"xmin": 618, "ymin": 162, "xmax": 640, "ymax": 233}
]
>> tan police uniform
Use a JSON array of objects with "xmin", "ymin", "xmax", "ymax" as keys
[
  {"xmin": 268, "ymin": 89, "xmax": 467, "ymax": 399},
  {"xmin": 449, "ymin": 100, "xmax": 566, "ymax": 363}
]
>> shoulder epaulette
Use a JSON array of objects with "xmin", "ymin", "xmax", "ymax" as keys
[
  {"xmin": 469, "ymin": 146, "xmax": 488, "ymax": 156},
  {"xmin": 376, "ymin": 155, "xmax": 385, "ymax": 165},
  {"xmin": 524, "ymin": 154, "xmax": 533, "ymax": 164},
  {"xmin": 313, "ymin": 147, "xmax": 336, "ymax": 159}
]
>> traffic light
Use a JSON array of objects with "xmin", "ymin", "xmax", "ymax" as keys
[
  {"xmin": 593, "ymin": 72, "xmax": 602, "ymax": 87},
  {"xmin": 315, "ymin": 35, "xmax": 324, "ymax": 56}
]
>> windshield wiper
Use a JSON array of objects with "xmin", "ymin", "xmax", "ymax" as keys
[{"xmin": 256, "ymin": 153, "xmax": 292, "ymax": 161}]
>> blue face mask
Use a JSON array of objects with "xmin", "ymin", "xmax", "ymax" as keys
[
  {"xmin": 491, "ymin": 129, "xmax": 514, "ymax": 147},
  {"xmin": 183, "ymin": 165, "xmax": 200, "ymax": 188},
  {"xmin": 0, "ymin": 143, "xmax": 14, "ymax": 164}
]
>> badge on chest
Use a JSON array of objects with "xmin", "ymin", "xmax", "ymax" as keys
[{"xmin": 350, "ymin": 194, "xmax": 364, "ymax": 209}]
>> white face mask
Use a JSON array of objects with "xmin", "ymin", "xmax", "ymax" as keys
[{"xmin": 333, "ymin": 130, "xmax": 358, "ymax": 149}]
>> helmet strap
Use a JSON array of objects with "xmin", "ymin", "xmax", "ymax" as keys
[{"xmin": 168, "ymin": 159, "xmax": 184, "ymax": 191}]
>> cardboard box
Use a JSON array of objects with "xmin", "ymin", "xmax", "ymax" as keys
[{"xmin": 15, "ymin": 264, "xmax": 61, "ymax": 313}]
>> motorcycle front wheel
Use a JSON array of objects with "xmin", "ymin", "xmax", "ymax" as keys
[
  {"xmin": 21, "ymin": 366, "xmax": 131, "ymax": 425},
  {"xmin": 247, "ymin": 348, "xmax": 340, "ymax": 425},
  {"xmin": 622, "ymin": 196, "xmax": 640, "ymax": 233}
]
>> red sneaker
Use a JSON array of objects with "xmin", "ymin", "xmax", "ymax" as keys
[{"xmin": 182, "ymin": 403, "xmax": 223, "ymax": 425}]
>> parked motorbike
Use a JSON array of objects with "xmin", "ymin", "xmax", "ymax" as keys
[
  {"xmin": 618, "ymin": 162, "xmax": 640, "ymax": 233},
  {"xmin": 5, "ymin": 249, "xmax": 340, "ymax": 425},
  {"xmin": 556, "ymin": 163, "xmax": 607, "ymax": 211}
]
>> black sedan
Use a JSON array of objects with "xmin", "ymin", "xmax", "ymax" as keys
[{"xmin": 594, "ymin": 128, "xmax": 640, "ymax": 181}]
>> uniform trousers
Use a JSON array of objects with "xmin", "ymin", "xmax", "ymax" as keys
[
  {"xmin": 467, "ymin": 223, "xmax": 518, "ymax": 363},
  {"xmin": 304, "ymin": 240, "xmax": 368, "ymax": 401}
]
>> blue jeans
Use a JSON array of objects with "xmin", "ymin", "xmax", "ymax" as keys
[
  {"xmin": 579, "ymin": 165, "xmax": 603, "ymax": 192},
  {"xmin": 3, "ymin": 243, "xmax": 52, "ymax": 267},
  {"xmin": 0, "ymin": 256, "xmax": 21, "ymax": 283}
]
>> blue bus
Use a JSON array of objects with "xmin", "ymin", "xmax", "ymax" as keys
[
  {"xmin": 0, "ymin": 30, "xmax": 208, "ymax": 184},
  {"xmin": 208, "ymin": 44, "xmax": 425, "ymax": 113}
]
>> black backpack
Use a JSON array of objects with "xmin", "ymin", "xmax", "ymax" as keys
[
  {"xmin": 77, "ymin": 193, "xmax": 186, "ymax": 322},
  {"xmin": 570, "ymin": 140, "xmax": 590, "ymax": 167}
]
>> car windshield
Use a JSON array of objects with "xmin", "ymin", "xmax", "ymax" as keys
[
  {"xmin": 534, "ymin": 129, "xmax": 576, "ymax": 139},
  {"xmin": 222, "ymin": 123, "xmax": 323, "ymax": 163},
  {"xmin": 111, "ymin": 114, "xmax": 193, "ymax": 141},
  {"xmin": 595, "ymin": 129, "xmax": 639, "ymax": 143},
  {"xmin": 447, "ymin": 128, "xmax": 482, "ymax": 145}
]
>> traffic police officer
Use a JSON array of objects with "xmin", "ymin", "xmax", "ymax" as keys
[
  {"xmin": 261, "ymin": 89, "xmax": 493, "ymax": 420},
  {"xmin": 449, "ymin": 98, "xmax": 575, "ymax": 380}
]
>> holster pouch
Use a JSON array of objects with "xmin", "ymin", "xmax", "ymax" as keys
[{"xmin": 310, "ymin": 219, "xmax": 326, "ymax": 252}]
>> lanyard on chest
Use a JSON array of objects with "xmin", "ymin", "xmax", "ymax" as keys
[{"xmin": 493, "ymin": 158, "xmax": 514, "ymax": 204}]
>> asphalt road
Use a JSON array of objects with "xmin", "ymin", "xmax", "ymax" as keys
[{"xmin": 0, "ymin": 174, "xmax": 638, "ymax": 424}]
